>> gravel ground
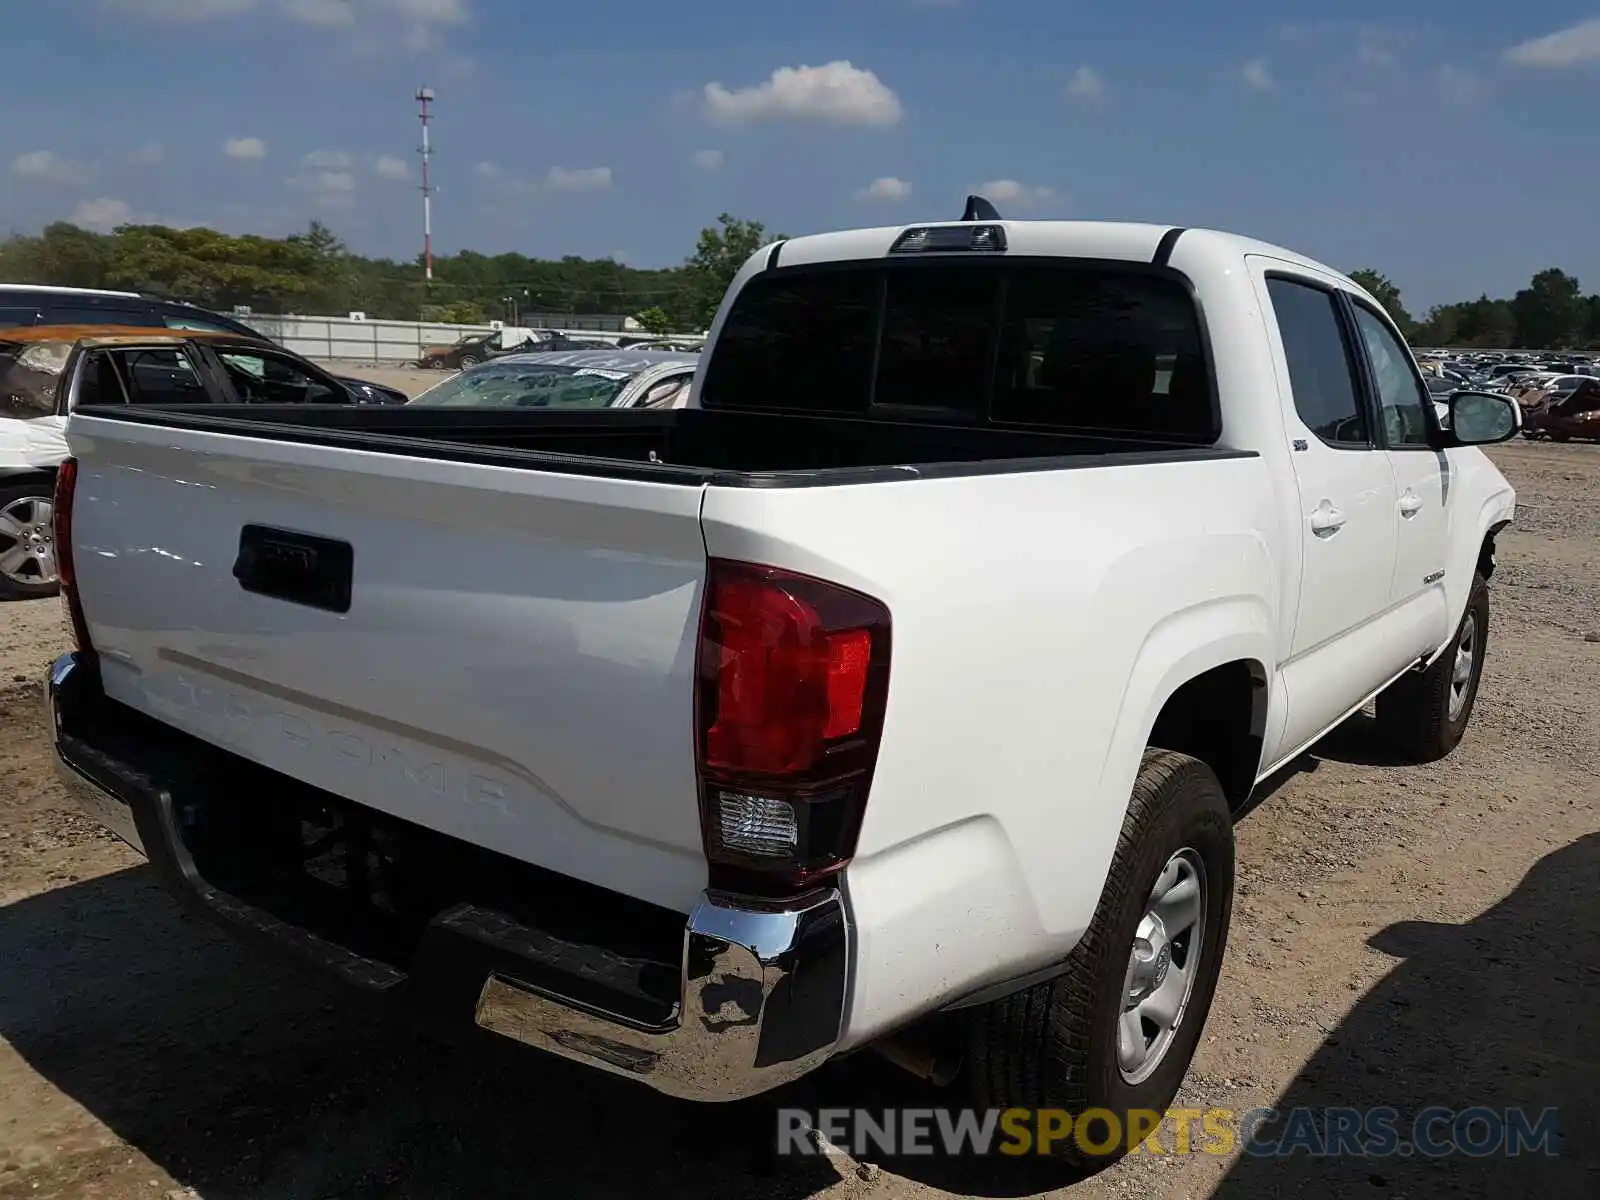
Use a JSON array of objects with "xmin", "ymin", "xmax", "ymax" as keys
[{"xmin": 0, "ymin": 436, "xmax": 1595, "ymax": 1199}]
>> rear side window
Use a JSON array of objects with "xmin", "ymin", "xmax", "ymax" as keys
[
  {"xmin": 701, "ymin": 261, "xmax": 1215, "ymax": 441},
  {"xmin": 1266, "ymin": 278, "xmax": 1368, "ymax": 446},
  {"xmin": 42, "ymin": 304, "xmax": 154, "ymax": 328},
  {"xmin": 0, "ymin": 342, "xmax": 72, "ymax": 418}
]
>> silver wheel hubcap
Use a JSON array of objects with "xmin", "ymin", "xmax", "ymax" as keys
[
  {"xmin": 1447, "ymin": 612, "xmax": 1477, "ymax": 722},
  {"xmin": 1118, "ymin": 848, "xmax": 1207, "ymax": 1085},
  {"xmin": 0, "ymin": 495, "xmax": 56, "ymax": 586}
]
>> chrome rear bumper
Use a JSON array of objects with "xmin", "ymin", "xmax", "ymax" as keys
[{"xmin": 47, "ymin": 651, "xmax": 848, "ymax": 1101}]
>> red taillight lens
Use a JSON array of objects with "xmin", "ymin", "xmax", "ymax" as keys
[
  {"xmin": 696, "ymin": 559, "xmax": 891, "ymax": 893},
  {"xmin": 53, "ymin": 457, "xmax": 95, "ymax": 661}
]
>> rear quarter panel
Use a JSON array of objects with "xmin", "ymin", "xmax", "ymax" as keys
[{"xmin": 700, "ymin": 453, "xmax": 1278, "ymax": 1043}]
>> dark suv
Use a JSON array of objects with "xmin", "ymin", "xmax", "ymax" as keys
[{"xmin": 0, "ymin": 286, "xmax": 408, "ymax": 405}]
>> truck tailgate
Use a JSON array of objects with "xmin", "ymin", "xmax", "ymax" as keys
[{"xmin": 67, "ymin": 414, "xmax": 711, "ymax": 913}]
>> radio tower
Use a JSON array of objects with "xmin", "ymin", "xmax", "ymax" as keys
[{"xmin": 416, "ymin": 87, "xmax": 435, "ymax": 282}]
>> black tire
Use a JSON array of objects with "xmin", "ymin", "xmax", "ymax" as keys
[
  {"xmin": 1374, "ymin": 571, "xmax": 1489, "ymax": 763},
  {"xmin": 0, "ymin": 478, "xmax": 60, "ymax": 600},
  {"xmin": 966, "ymin": 750, "xmax": 1234, "ymax": 1172},
  {"xmin": 457, "ymin": 354, "xmax": 481, "ymax": 368}
]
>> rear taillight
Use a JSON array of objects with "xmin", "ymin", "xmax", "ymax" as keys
[
  {"xmin": 695, "ymin": 559, "xmax": 891, "ymax": 894},
  {"xmin": 53, "ymin": 457, "xmax": 95, "ymax": 662}
]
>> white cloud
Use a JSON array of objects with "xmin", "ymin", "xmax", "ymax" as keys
[
  {"xmin": 1355, "ymin": 27, "xmax": 1407, "ymax": 67},
  {"xmin": 223, "ymin": 136, "xmax": 267, "ymax": 160},
  {"xmin": 70, "ymin": 198, "xmax": 136, "ymax": 232},
  {"xmin": 1064, "ymin": 66, "xmax": 1107, "ymax": 105},
  {"xmin": 690, "ymin": 148, "xmax": 724, "ymax": 170},
  {"xmin": 703, "ymin": 61, "xmax": 903, "ymax": 128},
  {"xmin": 1504, "ymin": 18, "xmax": 1600, "ymax": 68},
  {"xmin": 856, "ymin": 176, "xmax": 912, "ymax": 202},
  {"xmin": 106, "ymin": 0, "xmax": 256, "ymax": 17},
  {"xmin": 126, "ymin": 141, "xmax": 165, "ymax": 165},
  {"xmin": 9, "ymin": 150, "xmax": 93, "ymax": 185},
  {"xmin": 301, "ymin": 149, "xmax": 354, "ymax": 169},
  {"xmin": 1436, "ymin": 64, "xmax": 1483, "ymax": 107},
  {"xmin": 1241, "ymin": 58, "xmax": 1276, "ymax": 91},
  {"xmin": 977, "ymin": 179, "xmax": 1059, "ymax": 209},
  {"xmin": 374, "ymin": 154, "xmax": 410, "ymax": 179},
  {"xmin": 279, "ymin": 0, "xmax": 353, "ymax": 25},
  {"xmin": 289, "ymin": 155, "xmax": 358, "ymax": 207},
  {"xmin": 69, "ymin": 197, "xmax": 200, "ymax": 232},
  {"xmin": 472, "ymin": 161, "xmax": 501, "ymax": 180},
  {"xmin": 545, "ymin": 165, "xmax": 613, "ymax": 193},
  {"xmin": 108, "ymin": 0, "xmax": 470, "ymax": 53}
]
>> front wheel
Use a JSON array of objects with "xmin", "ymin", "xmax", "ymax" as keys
[
  {"xmin": 966, "ymin": 750, "xmax": 1234, "ymax": 1171},
  {"xmin": 0, "ymin": 480, "xmax": 60, "ymax": 600},
  {"xmin": 1374, "ymin": 571, "xmax": 1489, "ymax": 762}
]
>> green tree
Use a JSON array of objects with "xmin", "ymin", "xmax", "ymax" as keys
[
  {"xmin": 1349, "ymin": 269, "xmax": 1413, "ymax": 334},
  {"xmin": 675, "ymin": 213, "xmax": 784, "ymax": 331},
  {"xmin": 436, "ymin": 300, "xmax": 487, "ymax": 324},
  {"xmin": 1510, "ymin": 268, "xmax": 1585, "ymax": 350},
  {"xmin": 1412, "ymin": 304, "xmax": 1461, "ymax": 347},
  {"xmin": 634, "ymin": 306, "xmax": 673, "ymax": 334},
  {"xmin": 1455, "ymin": 295, "xmax": 1516, "ymax": 348}
]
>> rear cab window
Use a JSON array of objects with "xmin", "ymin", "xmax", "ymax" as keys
[{"xmin": 700, "ymin": 259, "xmax": 1217, "ymax": 442}]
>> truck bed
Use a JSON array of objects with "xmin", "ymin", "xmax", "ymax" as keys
[
  {"xmin": 76, "ymin": 403, "xmax": 1247, "ymax": 484},
  {"xmin": 62, "ymin": 399, "xmax": 1260, "ymax": 916}
]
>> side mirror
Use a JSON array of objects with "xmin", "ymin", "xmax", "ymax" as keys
[{"xmin": 1444, "ymin": 391, "xmax": 1520, "ymax": 446}]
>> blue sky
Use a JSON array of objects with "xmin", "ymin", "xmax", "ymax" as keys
[{"xmin": 3, "ymin": 1, "xmax": 1598, "ymax": 310}]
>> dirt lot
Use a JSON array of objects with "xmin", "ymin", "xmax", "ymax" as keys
[
  {"xmin": 0, "ymin": 435, "xmax": 1595, "ymax": 1200},
  {"xmin": 317, "ymin": 363, "xmax": 449, "ymax": 400}
]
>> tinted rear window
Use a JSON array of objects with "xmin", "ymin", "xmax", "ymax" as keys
[{"xmin": 700, "ymin": 261, "xmax": 1215, "ymax": 441}]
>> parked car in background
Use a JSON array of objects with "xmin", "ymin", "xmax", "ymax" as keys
[
  {"xmin": 0, "ymin": 284, "xmax": 409, "ymax": 406},
  {"xmin": 1523, "ymin": 378, "xmax": 1600, "ymax": 442},
  {"xmin": 415, "ymin": 328, "xmax": 597, "ymax": 370},
  {"xmin": 0, "ymin": 325, "xmax": 371, "ymax": 598},
  {"xmin": 407, "ymin": 349, "xmax": 698, "ymax": 410}
]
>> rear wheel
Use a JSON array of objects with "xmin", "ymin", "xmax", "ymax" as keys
[
  {"xmin": 457, "ymin": 354, "xmax": 481, "ymax": 368},
  {"xmin": 0, "ymin": 480, "xmax": 59, "ymax": 600},
  {"xmin": 1374, "ymin": 572, "xmax": 1489, "ymax": 762},
  {"xmin": 966, "ymin": 750, "xmax": 1234, "ymax": 1171}
]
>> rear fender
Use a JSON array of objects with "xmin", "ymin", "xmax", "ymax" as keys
[{"xmin": 1086, "ymin": 595, "xmax": 1275, "ymax": 878}]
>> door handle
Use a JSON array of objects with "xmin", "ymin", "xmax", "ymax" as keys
[
  {"xmin": 1398, "ymin": 491, "xmax": 1423, "ymax": 518},
  {"xmin": 1310, "ymin": 501, "xmax": 1346, "ymax": 537}
]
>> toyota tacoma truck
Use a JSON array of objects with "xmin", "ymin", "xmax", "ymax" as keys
[{"xmin": 45, "ymin": 208, "xmax": 1518, "ymax": 1169}]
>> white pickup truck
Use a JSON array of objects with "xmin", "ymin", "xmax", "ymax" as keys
[{"xmin": 46, "ymin": 212, "xmax": 1518, "ymax": 1167}]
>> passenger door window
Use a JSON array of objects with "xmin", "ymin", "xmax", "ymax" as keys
[
  {"xmin": 110, "ymin": 348, "xmax": 211, "ymax": 405},
  {"xmin": 213, "ymin": 349, "xmax": 343, "ymax": 404},
  {"xmin": 1350, "ymin": 305, "xmax": 1431, "ymax": 448},
  {"xmin": 1265, "ymin": 278, "xmax": 1368, "ymax": 446},
  {"xmin": 72, "ymin": 351, "xmax": 131, "ymax": 407}
]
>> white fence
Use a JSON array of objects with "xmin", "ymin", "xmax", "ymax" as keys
[
  {"xmin": 241, "ymin": 314, "xmax": 668, "ymax": 364},
  {"xmin": 242, "ymin": 314, "xmax": 503, "ymax": 364}
]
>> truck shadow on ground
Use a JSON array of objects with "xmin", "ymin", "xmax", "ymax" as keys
[
  {"xmin": 1209, "ymin": 829, "xmax": 1599, "ymax": 1199},
  {"xmin": 820, "ymin": 831, "xmax": 1600, "ymax": 1198},
  {"xmin": 0, "ymin": 865, "xmax": 846, "ymax": 1199},
  {"xmin": 3, "ymin": 830, "xmax": 1593, "ymax": 1199}
]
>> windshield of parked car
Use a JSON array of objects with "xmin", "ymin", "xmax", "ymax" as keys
[{"xmin": 408, "ymin": 363, "xmax": 635, "ymax": 408}]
